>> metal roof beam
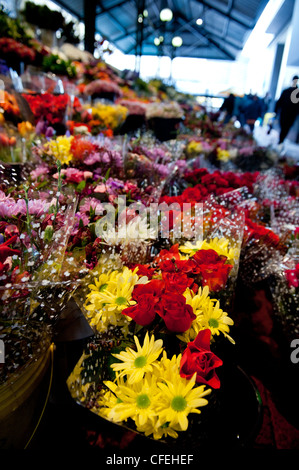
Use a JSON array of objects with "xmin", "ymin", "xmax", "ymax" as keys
[
  {"xmin": 193, "ymin": 0, "xmax": 253, "ymax": 29},
  {"xmin": 96, "ymin": 0, "xmax": 130, "ymax": 35},
  {"xmin": 96, "ymin": 0, "xmax": 130, "ymax": 15},
  {"xmin": 176, "ymin": 14, "xmax": 235, "ymax": 60},
  {"xmin": 52, "ymin": 0, "xmax": 84, "ymax": 20}
]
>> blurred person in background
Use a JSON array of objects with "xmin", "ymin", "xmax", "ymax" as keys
[{"xmin": 275, "ymin": 75, "xmax": 299, "ymax": 144}]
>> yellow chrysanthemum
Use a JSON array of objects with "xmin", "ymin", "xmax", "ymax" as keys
[
  {"xmin": 156, "ymin": 371, "xmax": 211, "ymax": 432},
  {"xmin": 47, "ymin": 135, "xmax": 74, "ymax": 165},
  {"xmin": 103, "ymin": 374, "xmax": 160, "ymax": 429},
  {"xmin": 96, "ymin": 377, "xmax": 126, "ymax": 421},
  {"xmin": 179, "ymin": 287, "xmax": 235, "ymax": 343},
  {"xmin": 186, "ymin": 140, "xmax": 203, "ymax": 156},
  {"xmin": 84, "ymin": 267, "xmax": 147, "ymax": 333},
  {"xmin": 196, "ymin": 298, "xmax": 235, "ymax": 342},
  {"xmin": 153, "ymin": 350, "xmax": 182, "ymax": 382},
  {"xmin": 179, "ymin": 237, "xmax": 238, "ymax": 263},
  {"xmin": 217, "ymin": 148, "xmax": 231, "ymax": 162},
  {"xmin": 110, "ymin": 332, "xmax": 163, "ymax": 384},
  {"xmin": 88, "ymin": 103, "xmax": 128, "ymax": 130}
]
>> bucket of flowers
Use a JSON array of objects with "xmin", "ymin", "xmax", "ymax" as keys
[{"xmin": 0, "ymin": 167, "xmax": 78, "ymax": 448}]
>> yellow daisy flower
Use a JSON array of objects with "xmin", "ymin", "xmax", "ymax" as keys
[
  {"xmin": 104, "ymin": 375, "xmax": 160, "ymax": 428},
  {"xmin": 110, "ymin": 333, "xmax": 163, "ymax": 384},
  {"xmin": 156, "ymin": 372, "xmax": 211, "ymax": 431},
  {"xmin": 179, "ymin": 237, "xmax": 238, "ymax": 263},
  {"xmin": 197, "ymin": 299, "xmax": 235, "ymax": 343},
  {"xmin": 179, "ymin": 287, "xmax": 234, "ymax": 343},
  {"xmin": 84, "ymin": 267, "xmax": 147, "ymax": 333}
]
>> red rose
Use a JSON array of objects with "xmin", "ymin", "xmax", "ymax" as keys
[
  {"xmin": 193, "ymin": 249, "xmax": 232, "ymax": 292},
  {"xmin": 180, "ymin": 329, "xmax": 223, "ymax": 388},
  {"xmin": 132, "ymin": 264, "xmax": 156, "ymax": 279},
  {"xmin": 132, "ymin": 279, "xmax": 165, "ymax": 301},
  {"xmin": 155, "ymin": 244, "xmax": 181, "ymax": 264},
  {"xmin": 122, "ymin": 294, "xmax": 157, "ymax": 326},
  {"xmin": 158, "ymin": 293, "xmax": 196, "ymax": 333},
  {"xmin": 122, "ymin": 280, "xmax": 165, "ymax": 326},
  {"xmin": 162, "ymin": 271, "xmax": 193, "ymax": 294}
]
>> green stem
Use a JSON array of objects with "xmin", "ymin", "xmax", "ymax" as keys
[{"xmin": 54, "ymin": 159, "xmax": 62, "ymax": 226}]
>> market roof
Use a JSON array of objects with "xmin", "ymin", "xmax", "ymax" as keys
[{"xmin": 53, "ymin": 0, "xmax": 270, "ymax": 60}]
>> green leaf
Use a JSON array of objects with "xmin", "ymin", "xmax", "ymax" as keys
[
  {"xmin": 103, "ymin": 167, "xmax": 111, "ymax": 182},
  {"xmin": 76, "ymin": 180, "xmax": 86, "ymax": 192}
]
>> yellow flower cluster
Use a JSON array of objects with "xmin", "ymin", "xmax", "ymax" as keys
[
  {"xmin": 179, "ymin": 236, "xmax": 239, "ymax": 264},
  {"xmin": 47, "ymin": 135, "xmax": 74, "ymax": 165},
  {"xmin": 87, "ymin": 103, "xmax": 128, "ymax": 130},
  {"xmin": 179, "ymin": 287, "xmax": 234, "ymax": 344},
  {"xmin": 216, "ymin": 147, "xmax": 231, "ymax": 162},
  {"xmin": 98, "ymin": 333, "xmax": 211, "ymax": 439},
  {"xmin": 84, "ymin": 267, "xmax": 148, "ymax": 334},
  {"xmin": 186, "ymin": 140, "xmax": 203, "ymax": 156}
]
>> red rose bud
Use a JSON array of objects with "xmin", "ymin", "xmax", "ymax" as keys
[{"xmin": 180, "ymin": 329, "xmax": 223, "ymax": 389}]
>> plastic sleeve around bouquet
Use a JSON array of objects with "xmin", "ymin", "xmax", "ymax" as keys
[
  {"xmin": 0, "ymin": 185, "xmax": 79, "ymax": 323},
  {"xmin": 267, "ymin": 242, "xmax": 299, "ymax": 342},
  {"xmin": 200, "ymin": 194, "xmax": 245, "ymax": 312},
  {"xmin": 123, "ymin": 135, "xmax": 186, "ymax": 206}
]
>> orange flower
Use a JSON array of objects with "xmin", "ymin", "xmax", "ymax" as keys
[{"xmin": 18, "ymin": 121, "xmax": 34, "ymax": 137}]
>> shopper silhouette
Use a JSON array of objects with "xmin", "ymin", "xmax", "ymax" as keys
[
  {"xmin": 275, "ymin": 75, "xmax": 299, "ymax": 144},
  {"xmin": 220, "ymin": 93, "xmax": 235, "ymax": 123}
]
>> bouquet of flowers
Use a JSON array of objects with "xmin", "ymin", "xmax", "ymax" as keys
[
  {"xmin": 0, "ymin": 38, "xmax": 36, "ymax": 70},
  {"xmin": 67, "ymin": 232, "xmax": 236, "ymax": 444},
  {"xmin": 23, "ymin": 93, "xmax": 82, "ymax": 130},
  {"xmin": 267, "ymin": 228, "xmax": 299, "ymax": 343},
  {"xmin": 0, "ymin": 166, "xmax": 78, "ymax": 384},
  {"xmin": 83, "ymin": 102, "xmax": 128, "ymax": 134},
  {"xmin": 146, "ymin": 101, "xmax": 184, "ymax": 120},
  {"xmin": 84, "ymin": 80, "xmax": 122, "ymax": 100}
]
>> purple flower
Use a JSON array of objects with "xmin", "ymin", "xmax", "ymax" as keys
[{"xmin": 84, "ymin": 152, "xmax": 102, "ymax": 165}]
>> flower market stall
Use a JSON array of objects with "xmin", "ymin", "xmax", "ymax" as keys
[{"xmin": 0, "ymin": 5, "xmax": 299, "ymax": 454}]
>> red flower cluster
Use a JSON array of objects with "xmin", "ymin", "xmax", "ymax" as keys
[
  {"xmin": 122, "ymin": 279, "xmax": 195, "ymax": 333},
  {"xmin": 23, "ymin": 93, "xmax": 82, "ymax": 125},
  {"xmin": 123, "ymin": 244, "xmax": 232, "ymax": 331},
  {"xmin": 0, "ymin": 37, "xmax": 36, "ymax": 62},
  {"xmin": 244, "ymin": 217, "xmax": 280, "ymax": 249},
  {"xmin": 70, "ymin": 136, "xmax": 98, "ymax": 162},
  {"xmin": 182, "ymin": 169, "xmax": 259, "ymax": 198},
  {"xmin": 180, "ymin": 329, "xmax": 223, "ymax": 388}
]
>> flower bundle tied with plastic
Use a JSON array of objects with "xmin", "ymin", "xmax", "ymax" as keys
[
  {"xmin": 67, "ymin": 194, "xmax": 237, "ymax": 445},
  {"xmin": 0, "ymin": 166, "xmax": 78, "ymax": 383}
]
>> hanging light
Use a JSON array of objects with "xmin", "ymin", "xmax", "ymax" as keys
[
  {"xmin": 154, "ymin": 37, "xmax": 160, "ymax": 46},
  {"xmin": 196, "ymin": 18, "xmax": 203, "ymax": 26},
  {"xmin": 172, "ymin": 36, "xmax": 183, "ymax": 47},
  {"xmin": 160, "ymin": 7, "xmax": 173, "ymax": 22}
]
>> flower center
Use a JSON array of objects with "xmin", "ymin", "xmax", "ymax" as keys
[
  {"xmin": 115, "ymin": 296, "xmax": 127, "ymax": 306},
  {"xmin": 136, "ymin": 393, "xmax": 150, "ymax": 409},
  {"xmin": 99, "ymin": 283, "xmax": 108, "ymax": 292},
  {"xmin": 208, "ymin": 318, "xmax": 219, "ymax": 328},
  {"xmin": 171, "ymin": 396, "xmax": 187, "ymax": 412},
  {"xmin": 134, "ymin": 355, "xmax": 147, "ymax": 368}
]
